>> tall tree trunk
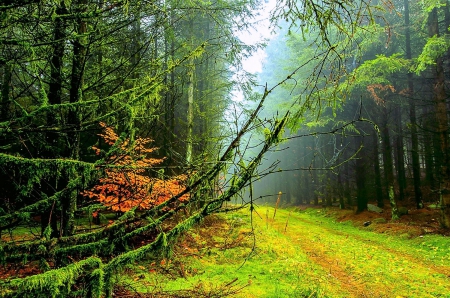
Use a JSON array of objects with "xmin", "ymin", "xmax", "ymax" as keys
[
  {"xmin": 344, "ymin": 160, "xmax": 351, "ymax": 206},
  {"xmin": 311, "ymin": 136, "xmax": 319, "ymax": 205},
  {"xmin": 43, "ymin": 5, "xmax": 66, "ymax": 238},
  {"xmin": 404, "ymin": 0, "xmax": 423, "ymax": 208},
  {"xmin": 62, "ymin": 0, "xmax": 87, "ymax": 237},
  {"xmin": 428, "ymin": 7, "xmax": 450, "ymax": 228},
  {"xmin": 163, "ymin": 2, "xmax": 176, "ymax": 171},
  {"xmin": 198, "ymin": 18, "xmax": 210, "ymax": 157},
  {"xmin": 355, "ymin": 140, "xmax": 367, "ymax": 213},
  {"xmin": 303, "ymin": 169, "xmax": 310, "ymax": 204},
  {"xmin": 422, "ymin": 108, "xmax": 435, "ymax": 189},
  {"xmin": 381, "ymin": 108, "xmax": 394, "ymax": 189},
  {"xmin": 337, "ymin": 169, "xmax": 344, "ymax": 209},
  {"xmin": 443, "ymin": 0, "xmax": 450, "ymax": 76},
  {"xmin": 381, "ymin": 105, "xmax": 397, "ymax": 219},
  {"xmin": 0, "ymin": 61, "xmax": 11, "ymax": 122},
  {"xmin": 372, "ymin": 132, "xmax": 384, "ymax": 207},
  {"xmin": 186, "ymin": 20, "xmax": 195, "ymax": 165},
  {"xmin": 394, "ymin": 105, "xmax": 406, "ymax": 201}
]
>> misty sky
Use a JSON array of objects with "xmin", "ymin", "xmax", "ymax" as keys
[{"xmin": 238, "ymin": 0, "xmax": 277, "ymax": 73}]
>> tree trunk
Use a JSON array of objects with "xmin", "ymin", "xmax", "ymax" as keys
[
  {"xmin": 42, "ymin": 5, "xmax": 66, "ymax": 238},
  {"xmin": 443, "ymin": 0, "xmax": 450, "ymax": 75},
  {"xmin": 337, "ymin": 170, "xmax": 344, "ymax": 209},
  {"xmin": 303, "ymin": 166, "xmax": 310, "ymax": 204},
  {"xmin": 394, "ymin": 105, "xmax": 406, "ymax": 201},
  {"xmin": 422, "ymin": 105, "xmax": 435, "ymax": 190},
  {"xmin": 0, "ymin": 61, "xmax": 11, "ymax": 122},
  {"xmin": 404, "ymin": 0, "xmax": 423, "ymax": 207},
  {"xmin": 186, "ymin": 58, "xmax": 194, "ymax": 165},
  {"xmin": 62, "ymin": 0, "xmax": 87, "ymax": 237},
  {"xmin": 356, "ymin": 138, "xmax": 367, "ymax": 213},
  {"xmin": 428, "ymin": 7, "xmax": 450, "ymax": 228},
  {"xmin": 381, "ymin": 105, "xmax": 397, "ymax": 218},
  {"xmin": 381, "ymin": 109, "xmax": 395, "ymax": 185},
  {"xmin": 344, "ymin": 161, "xmax": 352, "ymax": 206},
  {"xmin": 389, "ymin": 186, "xmax": 400, "ymax": 220},
  {"xmin": 372, "ymin": 133, "xmax": 384, "ymax": 207},
  {"xmin": 186, "ymin": 20, "xmax": 195, "ymax": 165},
  {"xmin": 163, "ymin": 3, "xmax": 176, "ymax": 171}
]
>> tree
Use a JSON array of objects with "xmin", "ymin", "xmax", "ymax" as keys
[
  {"xmin": 403, "ymin": 0, "xmax": 423, "ymax": 209},
  {"xmin": 81, "ymin": 122, "xmax": 189, "ymax": 213},
  {"xmin": 425, "ymin": 5, "xmax": 450, "ymax": 228}
]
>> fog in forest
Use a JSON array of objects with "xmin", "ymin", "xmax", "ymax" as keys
[
  {"xmin": 2, "ymin": 0, "xmax": 450, "ymax": 296},
  {"xmin": 232, "ymin": 0, "xmax": 448, "ymax": 213}
]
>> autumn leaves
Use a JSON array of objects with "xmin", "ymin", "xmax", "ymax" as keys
[{"xmin": 82, "ymin": 122, "xmax": 189, "ymax": 212}]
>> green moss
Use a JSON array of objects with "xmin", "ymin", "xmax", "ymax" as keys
[{"xmin": 2, "ymin": 257, "xmax": 103, "ymax": 298}]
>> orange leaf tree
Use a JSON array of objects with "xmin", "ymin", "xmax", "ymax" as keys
[{"xmin": 82, "ymin": 122, "xmax": 189, "ymax": 212}]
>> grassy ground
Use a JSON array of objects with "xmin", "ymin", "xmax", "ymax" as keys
[{"xmin": 114, "ymin": 206, "xmax": 450, "ymax": 297}]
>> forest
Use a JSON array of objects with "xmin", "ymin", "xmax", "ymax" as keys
[{"xmin": 0, "ymin": 0, "xmax": 450, "ymax": 297}]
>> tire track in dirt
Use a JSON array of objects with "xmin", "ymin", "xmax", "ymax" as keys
[
  {"xmin": 282, "ymin": 211, "xmax": 450, "ymax": 278},
  {"xmin": 261, "ymin": 209, "xmax": 450, "ymax": 298},
  {"xmin": 262, "ymin": 212, "xmax": 374, "ymax": 297}
]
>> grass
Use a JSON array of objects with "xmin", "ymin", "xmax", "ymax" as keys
[
  {"xmin": 115, "ymin": 209, "xmax": 337, "ymax": 297},
  {"xmin": 116, "ymin": 205, "xmax": 450, "ymax": 297},
  {"xmin": 2, "ymin": 205, "xmax": 448, "ymax": 297}
]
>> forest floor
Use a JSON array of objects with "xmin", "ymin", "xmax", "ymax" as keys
[{"xmin": 115, "ymin": 204, "xmax": 450, "ymax": 297}]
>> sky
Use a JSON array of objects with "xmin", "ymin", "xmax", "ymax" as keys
[
  {"xmin": 226, "ymin": 0, "xmax": 279, "ymax": 124},
  {"xmin": 238, "ymin": 0, "xmax": 278, "ymax": 74}
]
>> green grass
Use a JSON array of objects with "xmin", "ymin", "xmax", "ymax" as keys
[
  {"xmin": 116, "ymin": 206, "xmax": 450, "ymax": 297},
  {"xmin": 116, "ymin": 209, "xmax": 337, "ymax": 297}
]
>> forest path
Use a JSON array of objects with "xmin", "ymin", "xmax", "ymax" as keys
[
  {"xmin": 119, "ymin": 206, "xmax": 450, "ymax": 297},
  {"xmin": 258, "ymin": 207, "xmax": 450, "ymax": 298}
]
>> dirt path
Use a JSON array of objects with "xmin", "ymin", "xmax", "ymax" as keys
[{"xmin": 259, "ymin": 208, "xmax": 450, "ymax": 298}]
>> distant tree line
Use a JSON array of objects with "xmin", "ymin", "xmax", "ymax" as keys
[{"xmin": 255, "ymin": 0, "xmax": 450, "ymax": 228}]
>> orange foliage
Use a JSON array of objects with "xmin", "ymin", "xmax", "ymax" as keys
[
  {"xmin": 366, "ymin": 84, "xmax": 395, "ymax": 105},
  {"xmin": 82, "ymin": 122, "xmax": 189, "ymax": 212}
]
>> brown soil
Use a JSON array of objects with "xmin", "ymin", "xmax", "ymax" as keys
[{"xmin": 328, "ymin": 203, "xmax": 446, "ymax": 236}]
